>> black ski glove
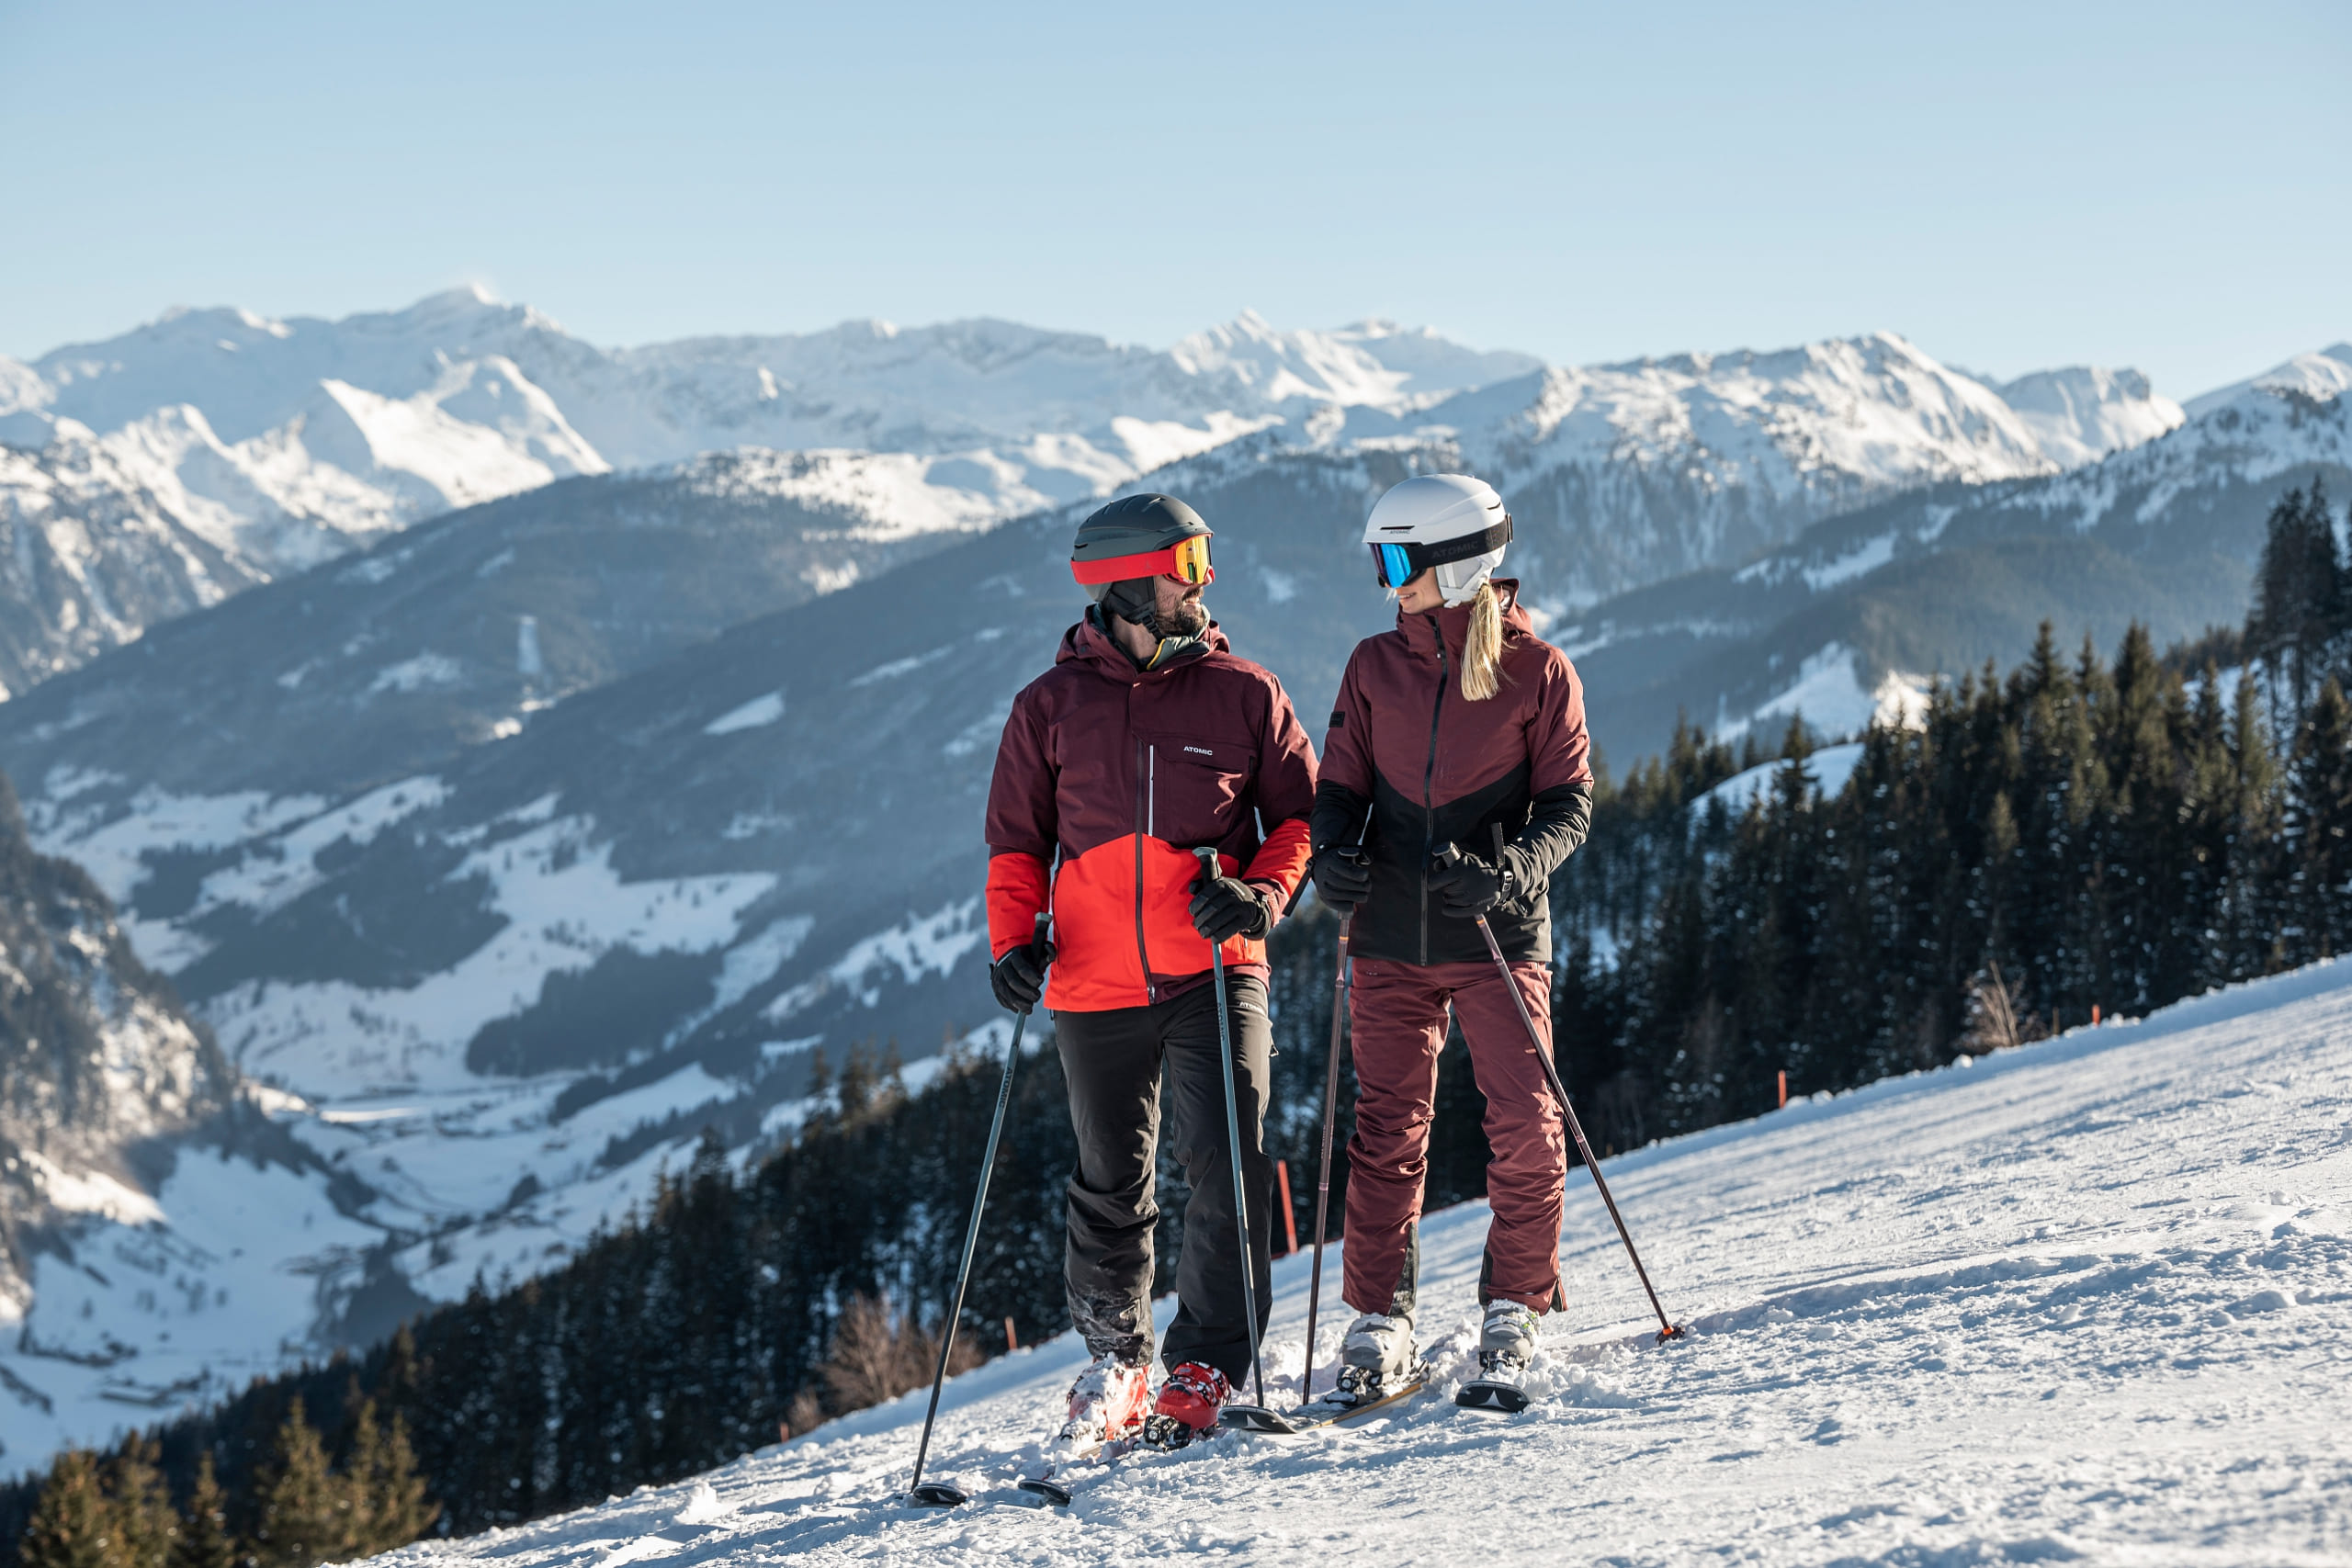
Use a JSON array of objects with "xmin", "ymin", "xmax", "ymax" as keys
[
  {"xmin": 1191, "ymin": 872, "xmax": 1274, "ymax": 942},
  {"xmin": 989, "ymin": 935, "xmax": 1055, "ymax": 1014},
  {"xmin": 1312, "ymin": 846, "xmax": 1372, "ymax": 912},
  {"xmin": 1427, "ymin": 844, "xmax": 1517, "ymax": 919}
]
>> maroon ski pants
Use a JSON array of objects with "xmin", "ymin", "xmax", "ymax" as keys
[{"xmin": 1341, "ymin": 956, "xmax": 1566, "ymax": 1315}]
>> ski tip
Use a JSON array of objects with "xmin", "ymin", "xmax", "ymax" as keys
[
  {"xmin": 908, "ymin": 1482, "xmax": 970, "ymax": 1508},
  {"xmin": 1454, "ymin": 1382, "xmax": 1532, "ymax": 1414},
  {"xmin": 1220, "ymin": 1404, "xmax": 1304, "ymax": 1435},
  {"xmin": 1656, "ymin": 1323, "xmax": 1689, "ymax": 1346},
  {"xmin": 1016, "ymin": 1478, "xmax": 1073, "ymax": 1507}
]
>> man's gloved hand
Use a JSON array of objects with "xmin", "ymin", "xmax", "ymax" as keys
[
  {"xmin": 989, "ymin": 936, "xmax": 1055, "ymax": 1014},
  {"xmin": 1427, "ymin": 844, "xmax": 1515, "ymax": 919},
  {"xmin": 1191, "ymin": 872, "xmax": 1274, "ymax": 942},
  {"xmin": 1312, "ymin": 847, "xmax": 1373, "ymax": 912}
]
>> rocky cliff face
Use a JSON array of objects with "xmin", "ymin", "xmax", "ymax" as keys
[{"xmin": 0, "ymin": 768, "xmax": 231, "ymax": 1318}]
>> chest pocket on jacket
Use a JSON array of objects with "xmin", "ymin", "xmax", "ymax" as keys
[{"xmin": 1144, "ymin": 736, "xmax": 1253, "ymax": 847}]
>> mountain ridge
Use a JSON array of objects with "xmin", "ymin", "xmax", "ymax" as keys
[{"xmin": 1, "ymin": 293, "xmax": 2192, "ymax": 696}]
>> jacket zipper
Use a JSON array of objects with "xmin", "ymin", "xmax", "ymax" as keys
[
  {"xmin": 1420, "ymin": 625, "xmax": 1447, "ymax": 965},
  {"xmin": 1135, "ymin": 733, "xmax": 1155, "ymax": 1002}
]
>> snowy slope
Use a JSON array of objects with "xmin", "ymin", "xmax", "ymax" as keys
[{"xmin": 388, "ymin": 958, "xmax": 2352, "ymax": 1566}]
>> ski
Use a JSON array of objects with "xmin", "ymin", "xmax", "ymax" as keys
[
  {"xmin": 1453, "ymin": 1377, "xmax": 1531, "ymax": 1414},
  {"xmin": 1225, "ymin": 1370, "xmax": 1431, "ymax": 1435},
  {"xmin": 1015, "ymin": 1433, "xmax": 1138, "ymax": 1506}
]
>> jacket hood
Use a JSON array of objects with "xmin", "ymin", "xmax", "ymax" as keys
[
  {"xmin": 1057, "ymin": 610, "xmax": 1231, "ymax": 676},
  {"xmin": 1396, "ymin": 577, "xmax": 1532, "ymax": 661}
]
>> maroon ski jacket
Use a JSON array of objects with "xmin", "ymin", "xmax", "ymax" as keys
[
  {"xmin": 1310, "ymin": 580, "xmax": 1592, "ymax": 965},
  {"xmin": 985, "ymin": 613, "xmax": 1317, "ymax": 1011}
]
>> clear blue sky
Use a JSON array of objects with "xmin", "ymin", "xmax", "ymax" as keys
[{"xmin": 3, "ymin": 0, "xmax": 2345, "ymax": 399}]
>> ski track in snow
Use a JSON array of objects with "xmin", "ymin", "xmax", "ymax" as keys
[{"xmin": 379, "ymin": 960, "xmax": 2352, "ymax": 1566}]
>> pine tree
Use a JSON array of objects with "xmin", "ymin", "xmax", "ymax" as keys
[
  {"xmin": 2248, "ymin": 483, "xmax": 2345, "ymax": 733},
  {"xmin": 345, "ymin": 1399, "xmax": 437, "ymax": 1555},
  {"xmin": 167, "ymin": 1456, "xmax": 237, "ymax": 1568},
  {"xmin": 250, "ymin": 1400, "xmax": 356, "ymax": 1568},
  {"xmin": 101, "ymin": 1438, "xmax": 176, "ymax": 1568},
  {"xmin": 18, "ymin": 1451, "xmax": 111, "ymax": 1568},
  {"xmin": 2288, "ymin": 678, "xmax": 2352, "ymax": 959}
]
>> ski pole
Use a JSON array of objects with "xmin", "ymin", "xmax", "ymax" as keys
[
  {"xmin": 1298, "ymin": 904, "xmax": 1351, "ymax": 1404},
  {"xmin": 1445, "ymin": 835, "xmax": 1684, "ymax": 1346},
  {"xmin": 1195, "ymin": 847, "xmax": 1267, "ymax": 1408},
  {"xmin": 1297, "ymin": 809, "xmax": 1370, "ymax": 1404},
  {"xmin": 908, "ymin": 913, "xmax": 1047, "ymax": 1507}
]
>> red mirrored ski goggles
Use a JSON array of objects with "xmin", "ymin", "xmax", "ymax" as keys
[{"xmin": 1069, "ymin": 533, "xmax": 1215, "ymax": 589}]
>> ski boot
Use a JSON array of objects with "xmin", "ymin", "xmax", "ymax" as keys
[
  {"xmin": 1336, "ymin": 1312, "xmax": 1417, "ymax": 1404},
  {"xmin": 1055, "ymin": 1352, "xmax": 1152, "ymax": 1450},
  {"xmin": 1456, "ymin": 1300, "xmax": 1541, "ymax": 1413},
  {"xmin": 1140, "ymin": 1360, "xmax": 1231, "ymax": 1449},
  {"xmin": 1019, "ymin": 1353, "xmax": 1151, "ymax": 1504}
]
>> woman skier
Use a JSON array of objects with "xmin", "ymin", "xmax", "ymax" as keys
[{"xmin": 1307, "ymin": 472, "xmax": 1594, "ymax": 1404}]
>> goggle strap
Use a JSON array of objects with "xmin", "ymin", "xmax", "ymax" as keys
[
  {"xmin": 1070, "ymin": 536, "xmax": 1212, "ymax": 585},
  {"xmin": 1419, "ymin": 517, "xmax": 1514, "ymax": 569},
  {"xmin": 1369, "ymin": 516, "xmax": 1512, "ymax": 586}
]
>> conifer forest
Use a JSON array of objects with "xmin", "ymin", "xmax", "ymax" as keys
[{"xmin": 6, "ymin": 482, "xmax": 2350, "ymax": 1567}]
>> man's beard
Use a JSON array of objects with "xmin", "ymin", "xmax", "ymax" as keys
[
  {"xmin": 1105, "ymin": 579, "xmax": 1209, "ymax": 641},
  {"xmin": 1144, "ymin": 594, "xmax": 1209, "ymax": 641}
]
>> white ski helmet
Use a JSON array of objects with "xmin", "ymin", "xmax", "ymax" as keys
[{"xmin": 1362, "ymin": 474, "xmax": 1512, "ymax": 606}]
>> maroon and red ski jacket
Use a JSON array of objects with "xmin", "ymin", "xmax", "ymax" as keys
[
  {"xmin": 1310, "ymin": 580, "xmax": 1593, "ymax": 966},
  {"xmin": 985, "ymin": 613, "xmax": 1318, "ymax": 1012}
]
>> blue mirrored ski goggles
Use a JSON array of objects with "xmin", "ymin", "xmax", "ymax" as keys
[
  {"xmin": 1372, "ymin": 543, "xmax": 1417, "ymax": 590},
  {"xmin": 1367, "ymin": 516, "xmax": 1513, "ymax": 590}
]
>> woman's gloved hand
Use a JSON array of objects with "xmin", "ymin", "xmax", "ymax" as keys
[
  {"xmin": 1427, "ymin": 844, "xmax": 1514, "ymax": 918},
  {"xmin": 1312, "ymin": 846, "xmax": 1373, "ymax": 912},
  {"xmin": 1191, "ymin": 872, "xmax": 1274, "ymax": 942}
]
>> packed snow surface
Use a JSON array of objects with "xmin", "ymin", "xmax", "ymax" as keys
[{"xmin": 388, "ymin": 957, "xmax": 2352, "ymax": 1565}]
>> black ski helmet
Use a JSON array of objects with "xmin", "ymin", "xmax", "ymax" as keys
[{"xmin": 1070, "ymin": 494, "xmax": 1213, "ymax": 616}]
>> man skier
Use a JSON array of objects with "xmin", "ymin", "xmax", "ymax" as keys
[{"xmin": 984, "ymin": 493, "xmax": 1317, "ymax": 1452}]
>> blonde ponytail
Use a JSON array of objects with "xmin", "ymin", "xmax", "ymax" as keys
[{"xmin": 1462, "ymin": 580, "xmax": 1504, "ymax": 702}]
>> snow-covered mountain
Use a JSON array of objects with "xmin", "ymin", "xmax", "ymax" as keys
[
  {"xmin": 0, "ymin": 291, "xmax": 2186, "ymax": 695},
  {"xmin": 1558, "ymin": 366, "xmax": 2350, "ymax": 759},
  {"xmin": 1334, "ymin": 331, "xmax": 2183, "ymax": 609},
  {"xmin": 0, "ymin": 773, "xmax": 397, "ymax": 1464},
  {"xmin": 2181, "ymin": 342, "xmax": 2352, "ymax": 419},
  {"xmin": 0, "ymin": 294, "xmax": 1540, "ymax": 694},
  {"xmin": 380, "ymin": 956, "xmax": 2352, "ymax": 1564},
  {"xmin": 1996, "ymin": 365, "xmax": 2186, "ymax": 468}
]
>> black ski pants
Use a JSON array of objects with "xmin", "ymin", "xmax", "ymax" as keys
[{"xmin": 1054, "ymin": 975, "xmax": 1274, "ymax": 1385}]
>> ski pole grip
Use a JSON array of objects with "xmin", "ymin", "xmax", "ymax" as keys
[{"xmin": 1283, "ymin": 852, "xmax": 1318, "ymax": 918}]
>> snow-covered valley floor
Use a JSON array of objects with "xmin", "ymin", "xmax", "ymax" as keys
[{"xmin": 391, "ymin": 961, "xmax": 2352, "ymax": 1566}]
